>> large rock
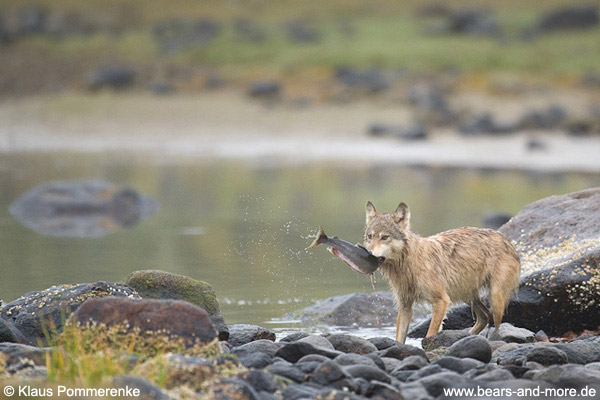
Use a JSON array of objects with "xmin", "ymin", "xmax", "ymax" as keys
[
  {"xmin": 410, "ymin": 188, "xmax": 600, "ymax": 337},
  {"xmin": 286, "ymin": 292, "xmax": 396, "ymax": 327},
  {"xmin": 0, "ymin": 318, "xmax": 26, "ymax": 343},
  {"xmin": 534, "ymin": 5, "xmax": 599, "ymax": 33},
  {"xmin": 124, "ymin": 270, "xmax": 228, "ymax": 341},
  {"xmin": 86, "ymin": 65, "xmax": 136, "ymax": 91},
  {"xmin": 0, "ymin": 282, "xmax": 139, "ymax": 345},
  {"xmin": 69, "ymin": 297, "xmax": 217, "ymax": 352},
  {"xmin": 227, "ymin": 324, "xmax": 275, "ymax": 347},
  {"xmin": 9, "ymin": 180, "xmax": 159, "ymax": 237}
]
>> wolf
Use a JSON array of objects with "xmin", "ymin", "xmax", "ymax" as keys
[{"xmin": 363, "ymin": 201, "xmax": 521, "ymax": 344}]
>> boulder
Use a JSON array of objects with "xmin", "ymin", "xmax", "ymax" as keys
[
  {"xmin": 489, "ymin": 323, "xmax": 535, "ymax": 344},
  {"xmin": 1, "ymin": 282, "xmax": 138, "ymax": 345},
  {"xmin": 325, "ymin": 334, "xmax": 378, "ymax": 354},
  {"xmin": 0, "ymin": 318, "xmax": 26, "ymax": 343},
  {"xmin": 9, "ymin": 180, "xmax": 159, "ymax": 237},
  {"xmin": 227, "ymin": 324, "xmax": 275, "ymax": 347},
  {"xmin": 446, "ymin": 336, "xmax": 492, "ymax": 363},
  {"xmin": 421, "ymin": 329, "xmax": 472, "ymax": 351},
  {"xmin": 410, "ymin": 188, "xmax": 600, "ymax": 337},
  {"xmin": 286, "ymin": 291, "xmax": 396, "ymax": 327},
  {"xmin": 535, "ymin": 5, "xmax": 599, "ymax": 33},
  {"xmin": 247, "ymin": 80, "xmax": 281, "ymax": 100},
  {"xmin": 124, "ymin": 270, "xmax": 228, "ymax": 340},
  {"xmin": 69, "ymin": 297, "xmax": 217, "ymax": 353},
  {"xmin": 86, "ymin": 65, "xmax": 136, "ymax": 91}
]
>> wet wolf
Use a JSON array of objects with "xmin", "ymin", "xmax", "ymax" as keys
[{"xmin": 363, "ymin": 201, "xmax": 521, "ymax": 343}]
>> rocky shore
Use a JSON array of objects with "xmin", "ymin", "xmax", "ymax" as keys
[{"xmin": 2, "ymin": 189, "xmax": 600, "ymax": 399}]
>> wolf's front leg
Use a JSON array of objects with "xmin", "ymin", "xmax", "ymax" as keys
[
  {"xmin": 395, "ymin": 306, "xmax": 413, "ymax": 344},
  {"xmin": 426, "ymin": 295, "xmax": 450, "ymax": 337}
]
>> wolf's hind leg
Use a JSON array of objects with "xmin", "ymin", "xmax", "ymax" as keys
[{"xmin": 470, "ymin": 297, "xmax": 491, "ymax": 335}]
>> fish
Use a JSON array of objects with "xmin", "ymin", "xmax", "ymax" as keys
[{"xmin": 308, "ymin": 227, "xmax": 384, "ymax": 275}]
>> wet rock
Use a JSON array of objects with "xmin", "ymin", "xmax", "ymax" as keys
[
  {"xmin": 489, "ymin": 323, "xmax": 535, "ymax": 344},
  {"xmin": 517, "ymin": 105, "xmax": 567, "ymax": 130},
  {"xmin": 287, "ymin": 291, "xmax": 395, "ymax": 327},
  {"xmin": 379, "ymin": 343, "xmax": 427, "ymax": 361},
  {"xmin": 112, "ymin": 375, "xmax": 168, "ymax": 400},
  {"xmin": 558, "ymin": 365, "xmax": 600, "ymax": 387},
  {"xmin": 482, "ymin": 212, "xmax": 512, "ymax": 230},
  {"xmin": 367, "ymin": 122, "xmax": 428, "ymax": 141},
  {"xmin": 417, "ymin": 371, "xmax": 464, "ymax": 397},
  {"xmin": 243, "ymin": 370, "xmax": 281, "ymax": 393},
  {"xmin": 534, "ymin": 5, "xmax": 599, "ymax": 33},
  {"xmin": 555, "ymin": 339, "xmax": 600, "ymax": 364},
  {"xmin": 535, "ymin": 330, "xmax": 550, "ymax": 342},
  {"xmin": 266, "ymin": 363, "xmax": 306, "ymax": 383},
  {"xmin": 526, "ymin": 346, "xmax": 568, "ymax": 366},
  {"xmin": 475, "ymin": 368, "xmax": 515, "ymax": 382},
  {"xmin": 310, "ymin": 360, "xmax": 346, "ymax": 385},
  {"xmin": 408, "ymin": 305, "xmax": 479, "ymax": 338},
  {"xmin": 433, "ymin": 356, "xmax": 484, "ymax": 374},
  {"xmin": 335, "ymin": 66, "xmax": 392, "ymax": 94},
  {"xmin": 247, "ymin": 80, "xmax": 281, "ymax": 100},
  {"xmin": 10, "ymin": 180, "xmax": 159, "ymax": 238},
  {"xmin": 298, "ymin": 354, "xmax": 330, "ymax": 363},
  {"xmin": 238, "ymin": 352, "xmax": 272, "ymax": 369},
  {"xmin": 325, "ymin": 334, "xmax": 378, "ymax": 354},
  {"xmin": 398, "ymin": 381, "xmax": 433, "ymax": 400},
  {"xmin": 334, "ymin": 353, "xmax": 378, "ymax": 368},
  {"xmin": 296, "ymin": 360, "xmax": 321, "ymax": 373},
  {"xmin": 232, "ymin": 340, "xmax": 283, "ymax": 358},
  {"xmin": 459, "ymin": 113, "xmax": 517, "ymax": 135},
  {"xmin": 70, "ymin": 297, "xmax": 217, "ymax": 349},
  {"xmin": 364, "ymin": 381, "xmax": 402, "ymax": 399},
  {"xmin": 382, "ymin": 357, "xmax": 402, "ymax": 373},
  {"xmin": 344, "ymin": 364, "xmax": 392, "ymax": 384},
  {"xmin": 298, "ymin": 334, "xmax": 335, "ymax": 350},
  {"xmin": 152, "ymin": 18, "xmax": 221, "ymax": 54},
  {"xmin": 234, "ymin": 19, "xmax": 267, "ymax": 43},
  {"xmin": 1, "ymin": 282, "xmax": 138, "ymax": 345},
  {"xmin": 0, "ymin": 343, "xmax": 49, "ymax": 371},
  {"xmin": 86, "ymin": 65, "xmax": 136, "ymax": 91},
  {"xmin": 408, "ymin": 83, "xmax": 455, "ymax": 126},
  {"xmin": 227, "ymin": 324, "xmax": 275, "ymax": 347},
  {"xmin": 0, "ymin": 318, "xmax": 26, "ymax": 343},
  {"xmin": 446, "ymin": 335, "xmax": 492, "ymax": 363},
  {"xmin": 274, "ymin": 341, "xmax": 341, "ymax": 363},
  {"xmin": 209, "ymin": 378, "xmax": 260, "ymax": 400},
  {"xmin": 421, "ymin": 329, "xmax": 472, "ymax": 351},
  {"xmin": 368, "ymin": 336, "xmax": 399, "ymax": 351},
  {"xmin": 283, "ymin": 20, "xmax": 321, "ymax": 44},
  {"xmin": 393, "ymin": 355, "xmax": 429, "ymax": 371},
  {"xmin": 281, "ymin": 383, "xmax": 319, "ymax": 399},
  {"xmin": 279, "ymin": 332, "xmax": 309, "ymax": 342},
  {"xmin": 124, "ymin": 269, "xmax": 228, "ymax": 341}
]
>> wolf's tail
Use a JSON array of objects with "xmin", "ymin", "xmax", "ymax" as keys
[{"xmin": 308, "ymin": 227, "xmax": 328, "ymax": 249}]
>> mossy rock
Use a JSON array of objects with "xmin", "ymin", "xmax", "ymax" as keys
[{"xmin": 124, "ymin": 270, "xmax": 228, "ymax": 340}]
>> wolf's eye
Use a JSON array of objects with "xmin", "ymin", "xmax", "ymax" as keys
[
  {"xmin": 366, "ymin": 234, "xmax": 373, "ymax": 240},
  {"xmin": 381, "ymin": 235, "xmax": 390, "ymax": 240}
]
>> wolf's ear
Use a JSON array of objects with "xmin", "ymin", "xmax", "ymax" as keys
[
  {"xmin": 365, "ymin": 201, "xmax": 378, "ymax": 225},
  {"xmin": 393, "ymin": 202, "xmax": 410, "ymax": 227}
]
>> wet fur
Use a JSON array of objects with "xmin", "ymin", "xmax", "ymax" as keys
[{"xmin": 363, "ymin": 201, "xmax": 521, "ymax": 343}]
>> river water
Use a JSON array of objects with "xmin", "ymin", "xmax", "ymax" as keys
[{"xmin": 1, "ymin": 152, "xmax": 599, "ymax": 341}]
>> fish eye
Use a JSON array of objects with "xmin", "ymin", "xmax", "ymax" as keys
[{"xmin": 381, "ymin": 235, "xmax": 390, "ymax": 240}]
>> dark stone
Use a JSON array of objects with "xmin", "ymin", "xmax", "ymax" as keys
[
  {"xmin": 379, "ymin": 343, "xmax": 427, "ymax": 361},
  {"xmin": 296, "ymin": 360, "xmax": 321, "ymax": 373},
  {"xmin": 325, "ymin": 334, "xmax": 378, "ymax": 354},
  {"xmin": 283, "ymin": 20, "xmax": 321, "ymax": 43},
  {"xmin": 406, "ymin": 364, "xmax": 447, "ymax": 381},
  {"xmin": 280, "ymin": 384, "xmax": 319, "ymax": 400},
  {"xmin": 9, "ymin": 180, "xmax": 159, "ymax": 238},
  {"xmin": 417, "ymin": 371, "xmax": 464, "ymax": 397},
  {"xmin": 474, "ymin": 368, "xmax": 515, "ymax": 382},
  {"xmin": 152, "ymin": 18, "xmax": 221, "ymax": 54},
  {"xmin": 238, "ymin": 352, "xmax": 273, "ymax": 369},
  {"xmin": 334, "ymin": 353, "xmax": 378, "ymax": 368},
  {"xmin": 463, "ymin": 364, "xmax": 500, "ymax": 379},
  {"xmin": 433, "ymin": 356, "xmax": 484, "ymax": 374},
  {"xmin": 555, "ymin": 340, "xmax": 600, "ymax": 364},
  {"xmin": 408, "ymin": 83, "xmax": 455, "ymax": 126},
  {"xmin": 274, "ymin": 341, "xmax": 341, "ymax": 363},
  {"xmin": 525, "ymin": 346, "xmax": 568, "ymax": 366},
  {"xmin": 112, "ymin": 375, "xmax": 168, "ymax": 400},
  {"xmin": 517, "ymin": 105, "xmax": 567, "ymax": 130},
  {"xmin": 489, "ymin": 323, "xmax": 535, "ymax": 344},
  {"xmin": 535, "ymin": 330, "xmax": 550, "ymax": 342},
  {"xmin": 558, "ymin": 366, "xmax": 600, "ymax": 387},
  {"xmin": 421, "ymin": 329, "xmax": 472, "ymax": 351},
  {"xmin": 460, "ymin": 113, "xmax": 517, "ymax": 136},
  {"xmin": 0, "ymin": 343, "xmax": 49, "ymax": 370},
  {"xmin": 297, "ymin": 334, "xmax": 335, "ymax": 350},
  {"xmin": 210, "ymin": 378, "xmax": 259, "ymax": 400},
  {"xmin": 0, "ymin": 318, "xmax": 26, "ymax": 343},
  {"xmin": 408, "ymin": 306, "xmax": 475, "ymax": 338},
  {"xmin": 367, "ymin": 122, "xmax": 427, "ymax": 141},
  {"xmin": 279, "ymin": 332, "xmax": 309, "ymax": 342},
  {"xmin": 227, "ymin": 324, "xmax": 275, "ymax": 347},
  {"xmin": 364, "ymin": 353, "xmax": 386, "ymax": 370},
  {"xmin": 147, "ymin": 82, "xmax": 175, "ymax": 95},
  {"xmin": 1, "ymin": 282, "xmax": 138, "ymax": 345},
  {"xmin": 495, "ymin": 344, "xmax": 533, "ymax": 366},
  {"xmin": 393, "ymin": 355, "xmax": 429, "ymax": 371},
  {"xmin": 256, "ymin": 392, "xmax": 279, "ymax": 400},
  {"xmin": 343, "ymin": 364, "xmax": 392, "ymax": 384},
  {"xmin": 266, "ymin": 364, "xmax": 306, "ymax": 383},
  {"xmin": 247, "ymin": 80, "xmax": 281, "ymax": 100},
  {"xmin": 446, "ymin": 336, "xmax": 492, "ymax": 363},
  {"xmin": 298, "ymin": 354, "xmax": 330, "ymax": 363},
  {"xmin": 335, "ymin": 66, "xmax": 392, "ymax": 94},
  {"xmin": 535, "ymin": 5, "xmax": 599, "ymax": 33},
  {"xmin": 14, "ymin": 5, "xmax": 48, "ymax": 35},
  {"xmin": 310, "ymin": 360, "xmax": 346, "ymax": 385},
  {"xmin": 124, "ymin": 269, "xmax": 228, "ymax": 341},
  {"xmin": 233, "ymin": 19, "xmax": 268, "ymax": 43},
  {"xmin": 287, "ymin": 291, "xmax": 396, "ymax": 327},
  {"xmin": 86, "ymin": 65, "xmax": 136, "ymax": 91},
  {"xmin": 70, "ymin": 297, "xmax": 217, "ymax": 346},
  {"xmin": 446, "ymin": 9, "xmax": 498, "ymax": 36},
  {"xmin": 398, "ymin": 381, "xmax": 432, "ymax": 400},
  {"xmin": 232, "ymin": 340, "xmax": 283, "ymax": 358},
  {"xmin": 482, "ymin": 212, "xmax": 512, "ymax": 230},
  {"xmin": 364, "ymin": 381, "xmax": 402, "ymax": 399},
  {"xmin": 368, "ymin": 336, "xmax": 398, "ymax": 350}
]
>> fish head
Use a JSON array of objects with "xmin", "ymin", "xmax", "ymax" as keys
[{"xmin": 363, "ymin": 201, "xmax": 410, "ymax": 262}]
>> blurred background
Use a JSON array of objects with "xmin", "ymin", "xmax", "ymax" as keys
[{"xmin": 1, "ymin": 0, "xmax": 600, "ymax": 335}]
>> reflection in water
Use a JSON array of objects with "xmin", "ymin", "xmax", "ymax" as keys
[
  {"xmin": 9, "ymin": 180, "xmax": 159, "ymax": 237},
  {"xmin": 1, "ymin": 153, "xmax": 599, "ymax": 333}
]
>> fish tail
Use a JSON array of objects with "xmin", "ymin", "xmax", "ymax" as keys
[{"xmin": 308, "ymin": 227, "xmax": 328, "ymax": 249}]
